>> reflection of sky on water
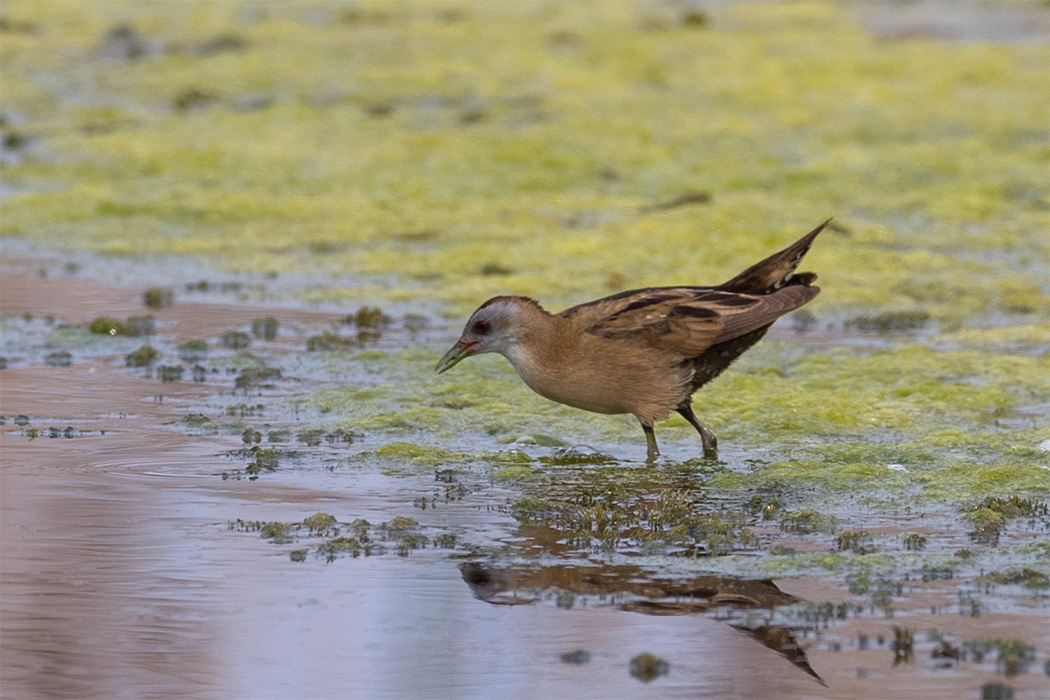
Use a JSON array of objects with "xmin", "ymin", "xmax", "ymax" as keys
[
  {"xmin": 220, "ymin": 557, "xmax": 820, "ymax": 699},
  {"xmin": 2, "ymin": 420, "xmax": 821, "ymax": 699}
]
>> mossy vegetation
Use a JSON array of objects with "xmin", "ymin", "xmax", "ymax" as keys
[
  {"xmin": 975, "ymin": 568, "xmax": 1049, "ymax": 590},
  {"xmin": 779, "ymin": 509, "xmax": 838, "ymax": 535},
  {"xmin": 220, "ymin": 330, "xmax": 251, "ymax": 350},
  {"xmin": 963, "ymin": 638, "xmax": 1037, "ymax": 677},
  {"xmin": 629, "ymin": 652, "xmax": 669, "ymax": 683},
  {"xmin": 89, "ymin": 315, "xmax": 154, "ymax": 337},
  {"xmin": 123, "ymin": 344, "xmax": 156, "ymax": 367},
  {"xmin": 511, "ymin": 486, "xmax": 757, "ymax": 555},
  {"xmin": 251, "ymin": 316, "xmax": 279, "ymax": 341},
  {"xmin": 228, "ymin": 512, "xmax": 448, "ymax": 560},
  {"xmin": 142, "ymin": 286, "xmax": 174, "ymax": 309},
  {"xmin": 0, "ymin": 2, "xmax": 1045, "ymax": 329},
  {"xmin": 234, "ymin": 366, "xmax": 281, "ymax": 391},
  {"xmin": 177, "ymin": 338, "xmax": 208, "ymax": 362}
]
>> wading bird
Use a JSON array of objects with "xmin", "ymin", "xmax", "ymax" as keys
[{"xmin": 436, "ymin": 220, "xmax": 829, "ymax": 461}]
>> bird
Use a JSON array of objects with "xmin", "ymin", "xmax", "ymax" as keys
[{"xmin": 435, "ymin": 219, "xmax": 830, "ymax": 462}]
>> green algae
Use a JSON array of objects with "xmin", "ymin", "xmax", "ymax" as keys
[
  {"xmin": 345, "ymin": 306, "xmax": 392, "ymax": 330},
  {"xmin": 975, "ymin": 568, "xmax": 1050, "ymax": 590},
  {"xmin": 281, "ymin": 340, "xmax": 1048, "ymax": 477},
  {"xmin": 296, "ymin": 426, "xmax": 354, "ymax": 446},
  {"xmin": 89, "ymin": 315, "xmax": 153, "ymax": 337},
  {"xmin": 305, "ymin": 331, "xmax": 355, "ymax": 352},
  {"xmin": 510, "ymin": 486, "xmax": 757, "ymax": 555},
  {"xmin": 377, "ymin": 516, "xmax": 428, "ymax": 552},
  {"xmin": 836, "ymin": 530, "xmax": 876, "ymax": 554},
  {"xmin": 177, "ymin": 338, "xmax": 208, "ymax": 362},
  {"xmin": 221, "ymin": 330, "xmax": 251, "ymax": 350},
  {"xmin": 370, "ymin": 441, "xmax": 463, "ymax": 467},
  {"xmin": 981, "ymin": 682, "xmax": 1015, "ymax": 700},
  {"xmin": 903, "ymin": 533, "xmax": 928, "ymax": 551},
  {"xmin": 228, "ymin": 519, "xmax": 294, "ymax": 544},
  {"xmin": 250, "ymin": 316, "xmax": 279, "ymax": 341},
  {"xmin": 301, "ymin": 512, "xmax": 338, "ymax": 537},
  {"xmin": 124, "ymin": 344, "xmax": 157, "ymax": 367},
  {"xmin": 965, "ymin": 496, "xmax": 1050, "ymax": 521},
  {"xmin": 779, "ymin": 509, "xmax": 837, "ymax": 535},
  {"xmin": 234, "ymin": 366, "xmax": 281, "ymax": 391},
  {"xmin": 964, "ymin": 638, "xmax": 1037, "ymax": 677},
  {"xmin": 243, "ymin": 332, "xmax": 1043, "ymax": 571},
  {"xmin": 142, "ymin": 287, "xmax": 174, "ymax": 309},
  {"xmin": 492, "ymin": 464, "xmax": 537, "ymax": 480},
  {"xmin": 244, "ymin": 447, "xmax": 279, "ymax": 475},
  {"xmin": 1, "ymin": 1, "xmax": 1046, "ymax": 331},
  {"xmin": 961, "ymin": 496, "xmax": 1050, "ymax": 546},
  {"xmin": 629, "ymin": 652, "xmax": 669, "ymax": 683}
]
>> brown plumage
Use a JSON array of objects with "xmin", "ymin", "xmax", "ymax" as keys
[{"xmin": 435, "ymin": 220, "xmax": 830, "ymax": 461}]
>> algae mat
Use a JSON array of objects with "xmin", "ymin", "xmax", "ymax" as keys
[
  {"xmin": 1, "ymin": 2, "xmax": 1048, "ymax": 699},
  {"xmin": 2, "ymin": 1, "xmax": 1047, "ymax": 320}
]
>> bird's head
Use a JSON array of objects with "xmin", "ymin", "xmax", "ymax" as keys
[{"xmin": 435, "ymin": 296, "xmax": 542, "ymax": 373}]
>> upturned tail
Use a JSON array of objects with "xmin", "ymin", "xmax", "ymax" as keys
[{"xmin": 716, "ymin": 218, "xmax": 831, "ymax": 295}]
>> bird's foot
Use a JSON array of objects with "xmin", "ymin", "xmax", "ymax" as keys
[{"xmin": 700, "ymin": 432, "xmax": 718, "ymax": 461}]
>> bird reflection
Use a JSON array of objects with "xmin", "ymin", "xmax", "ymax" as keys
[{"xmin": 460, "ymin": 561, "xmax": 825, "ymax": 686}]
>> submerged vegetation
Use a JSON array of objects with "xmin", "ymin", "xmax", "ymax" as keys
[
  {"xmin": 228, "ymin": 512, "xmax": 451, "ymax": 560},
  {"xmin": 88, "ymin": 315, "xmax": 154, "ymax": 337}
]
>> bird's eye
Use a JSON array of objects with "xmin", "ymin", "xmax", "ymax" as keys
[{"xmin": 472, "ymin": 320, "xmax": 491, "ymax": 335}]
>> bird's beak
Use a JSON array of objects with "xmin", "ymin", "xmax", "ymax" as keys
[{"xmin": 435, "ymin": 340, "xmax": 478, "ymax": 374}]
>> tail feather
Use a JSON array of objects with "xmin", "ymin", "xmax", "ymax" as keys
[{"xmin": 717, "ymin": 218, "xmax": 831, "ymax": 295}]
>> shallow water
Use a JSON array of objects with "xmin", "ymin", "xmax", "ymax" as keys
[
  {"xmin": 1, "ymin": 369, "xmax": 822, "ymax": 700},
  {"xmin": 2, "ymin": 260, "xmax": 1047, "ymax": 699}
]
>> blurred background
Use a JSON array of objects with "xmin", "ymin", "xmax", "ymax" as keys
[{"xmin": 2, "ymin": 0, "xmax": 1046, "ymax": 326}]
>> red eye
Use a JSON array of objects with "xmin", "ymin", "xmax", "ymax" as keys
[{"xmin": 472, "ymin": 320, "xmax": 491, "ymax": 335}]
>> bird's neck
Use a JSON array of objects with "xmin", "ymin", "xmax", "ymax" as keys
[
  {"xmin": 500, "ymin": 310, "xmax": 577, "ymax": 388},
  {"xmin": 499, "ymin": 308, "xmax": 567, "ymax": 369}
]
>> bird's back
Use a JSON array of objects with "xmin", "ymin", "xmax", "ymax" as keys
[{"xmin": 558, "ymin": 221, "xmax": 828, "ymax": 396}]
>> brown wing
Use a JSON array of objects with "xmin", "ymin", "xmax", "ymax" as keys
[
  {"xmin": 558, "ymin": 286, "xmax": 711, "ymax": 327},
  {"xmin": 562, "ymin": 286, "xmax": 819, "ymax": 358},
  {"xmin": 716, "ymin": 284, "xmax": 820, "ymax": 343}
]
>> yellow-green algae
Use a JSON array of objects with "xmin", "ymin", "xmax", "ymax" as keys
[
  {"xmin": 288, "ymin": 341, "xmax": 1047, "ymax": 495},
  {"xmin": 1, "ymin": 1, "xmax": 1047, "ymax": 330}
]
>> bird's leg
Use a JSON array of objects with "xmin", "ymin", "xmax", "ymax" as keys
[
  {"xmin": 676, "ymin": 403, "xmax": 719, "ymax": 461},
  {"xmin": 640, "ymin": 422, "xmax": 660, "ymax": 462}
]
